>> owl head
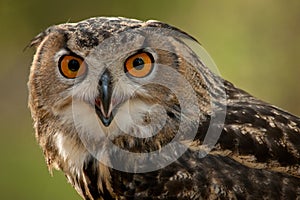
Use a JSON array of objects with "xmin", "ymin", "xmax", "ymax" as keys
[{"xmin": 28, "ymin": 17, "xmax": 226, "ymax": 173}]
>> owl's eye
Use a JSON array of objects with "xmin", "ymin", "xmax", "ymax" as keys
[
  {"xmin": 59, "ymin": 55, "xmax": 87, "ymax": 79},
  {"xmin": 124, "ymin": 52, "xmax": 154, "ymax": 78}
]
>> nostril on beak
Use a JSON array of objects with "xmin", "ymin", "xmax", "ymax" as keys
[{"xmin": 99, "ymin": 69, "xmax": 112, "ymax": 85}]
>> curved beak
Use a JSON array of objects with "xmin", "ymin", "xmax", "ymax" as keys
[{"xmin": 95, "ymin": 69, "xmax": 113, "ymax": 127}]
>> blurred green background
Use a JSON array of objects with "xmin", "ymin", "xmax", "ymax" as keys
[{"xmin": 1, "ymin": 0, "xmax": 299, "ymax": 199}]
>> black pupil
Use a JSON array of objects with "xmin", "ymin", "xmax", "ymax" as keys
[
  {"xmin": 68, "ymin": 59, "xmax": 80, "ymax": 72},
  {"xmin": 132, "ymin": 57, "xmax": 145, "ymax": 70}
]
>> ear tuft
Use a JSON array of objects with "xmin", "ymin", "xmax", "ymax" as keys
[{"xmin": 25, "ymin": 26, "xmax": 56, "ymax": 51}]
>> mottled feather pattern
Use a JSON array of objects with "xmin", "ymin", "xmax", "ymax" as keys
[
  {"xmin": 219, "ymin": 82, "xmax": 300, "ymax": 177},
  {"xmin": 28, "ymin": 17, "xmax": 300, "ymax": 199}
]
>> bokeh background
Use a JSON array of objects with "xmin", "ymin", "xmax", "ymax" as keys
[{"xmin": 1, "ymin": 0, "xmax": 299, "ymax": 199}]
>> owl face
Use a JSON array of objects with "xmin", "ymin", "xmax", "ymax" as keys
[{"xmin": 28, "ymin": 17, "xmax": 224, "ymax": 173}]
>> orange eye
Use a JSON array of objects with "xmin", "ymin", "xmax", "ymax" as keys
[
  {"xmin": 124, "ymin": 52, "xmax": 154, "ymax": 78},
  {"xmin": 59, "ymin": 55, "xmax": 87, "ymax": 79}
]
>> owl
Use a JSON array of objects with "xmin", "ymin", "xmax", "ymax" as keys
[{"xmin": 28, "ymin": 17, "xmax": 300, "ymax": 200}]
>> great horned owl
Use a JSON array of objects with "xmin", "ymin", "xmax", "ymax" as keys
[{"xmin": 28, "ymin": 17, "xmax": 300, "ymax": 199}]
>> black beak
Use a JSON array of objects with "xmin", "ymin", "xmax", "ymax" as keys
[{"xmin": 95, "ymin": 69, "xmax": 113, "ymax": 126}]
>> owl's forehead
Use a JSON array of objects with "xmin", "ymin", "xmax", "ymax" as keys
[{"xmin": 61, "ymin": 17, "xmax": 145, "ymax": 49}]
